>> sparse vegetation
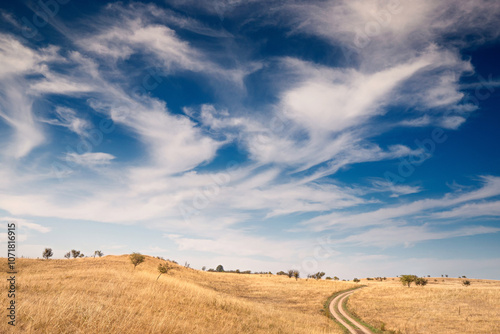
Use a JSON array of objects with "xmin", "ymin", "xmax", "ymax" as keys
[
  {"xmin": 42, "ymin": 248, "xmax": 53, "ymax": 260},
  {"xmin": 129, "ymin": 252, "xmax": 145, "ymax": 269}
]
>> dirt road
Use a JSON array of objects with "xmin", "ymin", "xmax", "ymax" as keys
[{"xmin": 328, "ymin": 288, "xmax": 373, "ymax": 334}]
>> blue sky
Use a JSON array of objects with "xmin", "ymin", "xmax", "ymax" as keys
[{"xmin": 1, "ymin": 0, "xmax": 500, "ymax": 279}]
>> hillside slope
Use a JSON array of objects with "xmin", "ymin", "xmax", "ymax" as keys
[{"xmin": 1, "ymin": 255, "xmax": 355, "ymax": 333}]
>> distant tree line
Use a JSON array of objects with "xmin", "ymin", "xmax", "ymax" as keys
[{"xmin": 42, "ymin": 248, "xmax": 104, "ymax": 259}]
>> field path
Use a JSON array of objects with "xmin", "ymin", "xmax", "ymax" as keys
[{"xmin": 328, "ymin": 288, "xmax": 373, "ymax": 334}]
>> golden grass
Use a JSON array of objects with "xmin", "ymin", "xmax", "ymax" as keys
[
  {"xmin": 0, "ymin": 255, "xmax": 356, "ymax": 333},
  {"xmin": 348, "ymin": 278, "xmax": 500, "ymax": 334}
]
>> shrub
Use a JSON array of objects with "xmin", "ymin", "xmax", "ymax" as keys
[
  {"xmin": 64, "ymin": 252, "xmax": 71, "ymax": 259},
  {"xmin": 71, "ymin": 249, "xmax": 81, "ymax": 259},
  {"xmin": 42, "ymin": 248, "xmax": 53, "ymax": 260},
  {"xmin": 415, "ymin": 277, "xmax": 428, "ymax": 286},
  {"xmin": 130, "ymin": 252, "xmax": 145, "ymax": 269},
  {"xmin": 462, "ymin": 280, "xmax": 471, "ymax": 287},
  {"xmin": 157, "ymin": 263, "xmax": 172, "ymax": 280},
  {"xmin": 94, "ymin": 250, "xmax": 104, "ymax": 258},
  {"xmin": 293, "ymin": 270, "xmax": 299, "ymax": 280},
  {"xmin": 311, "ymin": 272, "xmax": 325, "ymax": 280},
  {"xmin": 216, "ymin": 265, "xmax": 224, "ymax": 272},
  {"xmin": 353, "ymin": 278, "xmax": 360, "ymax": 283}
]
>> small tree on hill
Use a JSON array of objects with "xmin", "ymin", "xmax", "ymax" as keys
[
  {"xmin": 400, "ymin": 275, "xmax": 418, "ymax": 287},
  {"xmin": 216, "ymin": 264, "xmax": 224, "ymax": 272},
  {"xmin": 353, "ymin": 278, "xmax": 360, "ymax": 283},
  {"xmin": 64, "ymin": 252, "xmax": 71, "ymax": 259},
  {"xmin": 462, "ymin": 280, "xmax": 471, "ymax": 287},
  {"xmin": 71, "ymin": 249, "xmax": 81, "ymax": 259},
  {"xmin": 293, "ymin": 270, "xmax": 299, "ymax": 281},
  {"xmin": 333, "ymin": 276, "xmax": 339, "ymax": 281},
  {"xmin": 79, "ymin": 253, "xmax": 85, "ymax": 258},
  {"xmin": 42, "ymin": 248, "xmax": 53, "ymax": 260},
  {"xmin": 287, "ymin": 269, "xmax": 294, "ymax": 278},
  {"xmin": 94, "ymin": 250, "xmax": 104, "ymax": 258},
  {"xmin": 130, "ymin": 252, "xmax": 145, "ymax": 269},
  {"xmin": 157, "ymin": 263, "xmax": 173, "ymax": 281}
]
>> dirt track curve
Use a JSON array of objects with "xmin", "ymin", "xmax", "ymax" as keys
[{"xmin": 328, "ymin": 288, "xmax": 373, "ymax": 334}]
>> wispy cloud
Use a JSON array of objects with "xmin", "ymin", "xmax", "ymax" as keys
[
  {"xmin": 65, "ymin": 152, "xmax": 116, "ymax": 167},
  {"xmin": 304, "ymin": 176, "xmax": 500, "ymax": 231}
]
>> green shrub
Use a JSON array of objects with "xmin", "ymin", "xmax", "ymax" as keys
[{"xmin": 130, "ymin": 252, "xmax": 145, "ymax": 269}]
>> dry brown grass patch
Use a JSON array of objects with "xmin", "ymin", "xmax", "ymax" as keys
[{"xmin": 1, "ymin": 255, "xmax": 355, "ymax": 333}]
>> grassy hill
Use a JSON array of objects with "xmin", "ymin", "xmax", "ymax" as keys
[
  {"xmin": 3, "ymin": 255, "xmax": 499, "ymax": 333},
  {"xmin": 348, "ymin": 277, "xmax": 500, "ymax": 334},
  {"xmin": 1, "ymin": 255, "xmax": 355, "ymax": 333}
]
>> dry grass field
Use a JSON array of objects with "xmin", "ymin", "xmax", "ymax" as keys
[
  {"xmin": 0, "ymin": 255, "xmax": 355, "ymax": 334},
  {"xmin": 348, "ymin": 277, "xmax": 500, "ymax": 334}
]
